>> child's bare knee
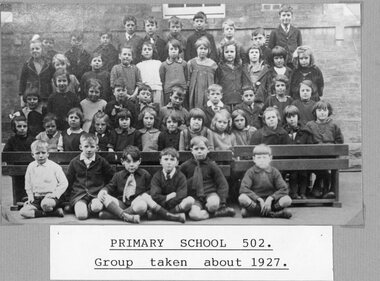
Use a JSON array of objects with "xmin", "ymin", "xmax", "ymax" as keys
[
  {"xmin": 74, "ymin": 201, "xmax": 88, "ymax": 220},
  {"xmin": 90, "ymin": 198, "xmax": 104, "ymax": 213},
  {"xmin": 41, "ymin": 198, "xmax": 56, "ymax": 212},
  {"xmin": 131, "ymin": 199, "xmax": 147, "ymax": 215},
  {"xmin": 205, "ymin": 195, "xmax": 220, "ymax": 213},
  {"xmin": 238, "ymin": 194, "xmax": 251, "ymax": 206},
  {"xmin": 189, "ymin": 206, "xmax": 209, "ymax": 221},
  {"xmin": 279, "ymin": 195, "xmax": 292, "ymax": 207},
  {"xmin": 19, "ymin": 205, "xmax": 35, "ymax": 218}
]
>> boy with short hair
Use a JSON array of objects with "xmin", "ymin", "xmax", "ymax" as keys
[
  {"xmin": 234, "ymin": 88, "xmax": 263, "ymax": 129},
  {"xmin": 201, "ymin": 84, "xmax": 229, "ymax": 128},
  {"xmin": 251, "ymin": 27, "xmax": 271, "ymax": 65},
  {"xmin": 185, "ymin": 11, "xmax": 218, "ymax": 62},
  {"xmin": 238, "ymin": 144, "xmax": 292, "ymax": 218},
  {"xmin": 98, "ymin": 145, "xmax": 186, "ymax": 223},
  {"xmin": 268, "ymin": 4, "xmax": 302, "ymax": 68},
  {"xmin": 93, "ymin": 30, "xmax": 119, "ymax": 72},
  {"xmin": 41, "ymin": 34, "xmax": 58, "ymax": 62},
  {"xmin": 65, "ymin": 133, "xmax": 114, "ymax": 220},
  {"xmin": 141, "ymin": 16, "xmax": 167, "ymax": 62},
  {"xmin": 166, "ymin": 16, "xmax": 187, "ymax": 59},
  {"xmin": 218, "ymin": 19, "xmax": 245, "ymax": 63},
  {"xmin": 20, "ymin": 140, "xmax": 68, "ymax": 218},
  {"xmin": 150, "ymin": 148, "xmax": 195, "ymax": 218},
  {"xmin": 180, "ymin": 136, "xmax": 235, "ymax": 220},
  {"xmin": 120, "ymin": 15, "xmax": 144, "ymax": 65}
]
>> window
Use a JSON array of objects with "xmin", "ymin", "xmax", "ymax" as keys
[
  {"xmin": 261, "ymin": 4, "xmax": 281, "ymax": 11},
  {"xmin": 162, "ymin": 4, "xmax": 226, "ymax": 19}
]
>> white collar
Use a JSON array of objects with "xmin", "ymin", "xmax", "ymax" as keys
[
  {"xmin": 125, "ymin": 33, "xmax": 135, "ymax": 40},
  {"xmin": 281, "ymin": 24, "xmax": 290, "ymax": 32},
  {"xmin": 207, "ymin": 100, "xmax": 224, "ymax": 108},
  {"xmin": 162, "ymin": 168, "xmax": 176, "ymax": 179},
  {"xmin": 67, "ymin": 128, "xmax": 83, "ymax": 135},
  {"xmin": 80, "ymin": 153, "xmax": 96, "ymax": 163}
]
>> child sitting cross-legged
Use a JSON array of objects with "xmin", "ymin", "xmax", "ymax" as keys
[
  {"xmin": 19, "ymin": 140, "xmax": 68, "ymax": 219},
  {"xmin": 238, "ymin": 144, "xmax": 292, "ymax": 219},
  {"xmin": 97, "ymin": 145, "xmax": 186, "ymax": 223}
]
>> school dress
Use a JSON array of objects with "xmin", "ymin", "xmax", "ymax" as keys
[
  {"xmin": 159, "ymin": 58, "xmax": 188, "ymax": 103},
  {"xmin": 93, "ymin": 43, "xmax": 119, "ymax": 72},
  {"xmin": 157, "ymin": 129, "xmax": 181, "ymax": 151},
  {"xmin": 80, "ymin": 98, "xmax": 107, "ymax": 132},
  {"xmin": 35, "ymin": 131, "xmax": 61, "ymax": 152},
  {"xmin": 291, "ymin": 99, "xmax": 315, "ymax": 126},
  {"xmin": 47, "ymin": 91, "xmax": 80, "ymax": 130},
  {"xmin": 110, "ymin": 64, "xmax": 142, "ymax": 96},
  {"xmin": 210, "ymin": 131, "xmax": 237, "ymax": 151},
  {"xmin": 289, "ymin": 66, "xmax": 324, "ymax": 101},
  {"xmin": 80, "ymin": 70, "xmax": 112, "ymax": 101},
  {"xmin": 185, "ymin": 30, "xmax": 218, "ymax": 62},
  {"xmin": 250, "ymin": 126, "xmax": 291, "ymax": 145},
  {"xmin": 188, "ymin": 58, "xmax": 217, "ymax": 108},
  {"xmin": 64, "ymin": 47, "xmax": 92, "ymax": 81},
  {"xmin": 136, "ymin": 59, "xmax": 163, "ymax": 103},
  {"xmin": 107, "ymin": 127, "xmax": 141, "ymax": 151},
  {"xmin": 305, "ymin": 118, "xmax": 344, "ymax": 144},
  {"xmin": 139, "ymin": 128, "xmax": 160, "ymax": 152},
  {"xmin": 232, "ymin": 127, "xmax": 257, "ymax": 145},
  {"xmin": 234, "ymin": 102, "xmax": 262, "ymax": 129},
  {"xmin": 60, "ymin": 128, "xmax": 84, "ymax": 151}
]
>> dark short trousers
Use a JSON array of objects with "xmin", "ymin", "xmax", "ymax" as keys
[{"xmin": 30, "ymin": 196, "xmax": 60, "ymax": 210}]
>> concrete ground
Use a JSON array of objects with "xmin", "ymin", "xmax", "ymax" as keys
[{"xmin": 1, "ymin": 171, "xmax": 363, "ymax": 226}]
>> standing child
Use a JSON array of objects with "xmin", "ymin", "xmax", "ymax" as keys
[
  {"xmin": 201, "ymin": 84, "xmax": 229, "ymax": 128},
  {"xmin": 231, "ymin": 109, "xmax": 257, "ymax": 145},
  {"xmin": 251, "ymin": 27, "xmax": 272, "ymax": 65},
  {"xmin": 157, "ymin": 112, "xmax": 182, "ymax": 151},
  {"xmin": 239, "ymin": 144, "xmax": 292, "ymax": 218},
  {"xmin": 19, "ymin": 140, "xmax": 68, "ymax": 219},
  {"xmin": 138, "ymin": 107, "xmax": 160, "ymax": 151},
  {"xmin": 291, "ymin": 80, "xmax": 316, "ymax": 126},
  {"xmin": 89, "ymin": 111, "xmax": 112, "ymax": 152},
  {"xmin": 120, "ymin": 15, "xmax": 144, "ymax": 65},
  {"xmin": 305, "ymin": 101, "xmax": 344, "ymax": 199},
  {"xmin": 136, "ymin": 41, "xmax": 163, "ymax": 105},
  {"xmin": 110, "ymin": 45, "xmax": 142, "ymax": 100},
  {"xmin": 141, "ymin": 16, "xmax": 167, "ymax": 62},
  {"xmin": 93, "ymin": 30, "xmax": 119, "ymax": 72},
  {"xmin": 268, "ymin": 4, "xmax": 302, "ymax": 68},
  {"xmin": 98, "ymin": 146, "xmax": 185, "ymax": 223},
  {"xmin": 159, "ymin": 39, "xmax": 188, "ymax": 105},
  {"xmin": 51, "ymin": 53, "xmax": 80, "ymax": 96},
  {"xmin": 19, "ymin": 39, "xmax": 54, "ymax": 106},
  {"xmin": 47, "ymin": 69, "xmax": 80, "ymax": 130},
  {"xmin": 217, "ymin": 19, "xmax": 245, "ymax": 62},
  {"xmin": 36, "ymin": 113, "xmax": 61, "ymax": 152},
  {"xmin": 215, "ymin": 41, "xmax": 250, "ymax": 111},
  {"xmin": 185, "ymin": 11, "xmax": 217, "ymax": 62},
  {"xmin": 187, "ymin": 37, "xmax": 218, "ymax": 108},
  {"xmin": 57, "ymin": 108, "xmax": 84, "ymax": 151},
  {"xmin": 234, "ymin": 88, "xmax": 262, "ymax": 129},
  {"xmin": 180, "ymin": 136, "xmax": 235, "ymax": 220},
  {"xmin": 66, "ymin": 133, "xmax": 114, "ymax": 220},
  {"xmin": 80, "ymin": 53, "xmax": 112, "ymax": 101},
  {"xmin": 80, "ymin": 79, "xmax": 107, "ymax": 132},
  {"xmin": 41, "ymin": 34, "xmax": 58, "ymax": 62},
  {"xmin": 179, "ymin": 108, "xmax": 214, "ymax": 151},
  {"xmin": 64, "ymin": 30, "xmax": 92, "ymax": 81},
  {"xmin": 290, "ymin": 46, "xmax": 324, "ymax": 101},
  {"xmin": 209, "ymin": 110, "xmax": 236, "ymax": 151},
  {"xmin": 166, "ymin": 16, "xmax": 187, "ymax": 59}
]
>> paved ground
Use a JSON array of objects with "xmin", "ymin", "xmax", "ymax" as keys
[{"xmin": 1, "ymin": 171, "xmax": 363, "ymax": 226}]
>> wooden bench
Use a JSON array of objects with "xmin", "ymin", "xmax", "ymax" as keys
[
  {"xmin": 1, "ymin": 151, "xmax": 233, "ymax": 210},
  {"xmin": 232, "ymin": 144, "xmax": 349, "ymax": 207}
]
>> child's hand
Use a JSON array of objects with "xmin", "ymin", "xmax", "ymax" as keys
[
  {"xmin": 262, "ymin": 197, "xmax": 273, "ymax": 216},
  {"xmin": 257, "ymin": 198, "xmax": 265, "ymax": 210},
  {"xmin": 166, "ymin": 192, "xmax": 177, "ymax": 201},
  {"xmin": 45, "ymin": 193, "xmax": 55, "ymax": 199},
  {"xmin": 26, "ymin": 195, "xmax": 34, "ymax": 204},
  {"xmin": 97, "ymin": 190, "xmax": 108, "ymax": 201}
]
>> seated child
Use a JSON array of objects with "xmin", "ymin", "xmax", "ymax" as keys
[
  {"xmin": 238, "ymin": 144, "xmax": 292, "ymax": 218},
  {"xmin": 157, "ymin": 112, "xmax": 182, "ymax": 151},
  {"xmin": 57, "ymin": 108, "xmax": 84, "ymax": 151},
  {"xmin": 66, "ymin": 133, "xmax": 114, "ymax": 220},
  {"xmin": 150, "ymin": 148, "xmax": 195, "ymax": 217},
  {"xmin": 209, "ymin": 109, "xmax": 236, "ymax": 151},
  {"xmin": 231, "ymin": 109, "xmax": 257, "ymax": 146},
  {"xmin": 97, "ymin": 146, "xmax": 185, "ymax": 223},
  {"xmin": 201, "ymin": 84, "xmax": 229, "ymax": 128},
  {"xmin": 138, "ymin": 107, "xmax": 160, "ymax": 151},
  {"xmin": 51, "ymin": 53, "xmax": 80, "ymax": 95},
  {"xmin": 234, "ymin": 88, "xmax": 262, "ymax": 129},
  {"xmin": 19, "ymin": 140, "xmax": 68, "ymax": 218},
  {"xmin": 89, "ymin": 111, "xmax": 112, "ymax": 152},
  {"xmin": 291, "ymin": 80, "xmax": 316, "ymax": 126},
  {"xmin": 4, "ymin": 115, "xmax": 34, "ymax": 151},
  {"xmin": 36, "ymin": 113, "xmax": 62, "ymax": 152},
  {"xmin": 180, "ymin": 136, "xmax": 235, "ymax": 220},
  {"xmin": 93, "ymin": 30, "xmax": 119, "ymax": 72}
]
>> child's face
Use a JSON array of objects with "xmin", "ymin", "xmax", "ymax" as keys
[
  {"xmin": 169, "ymin": 92, "xmax": 184, "ymax": 107},
  {"xmin": 279, "ymin": 11, "xmax": 293, "ymax": 26},
  {"xmin": 223, "ymin": 26, "xmax": 235, "ymax": 39},
  {"xmin": 190, "ymin": 117, "xmax": 203, "ymax": 131},
  {"xmin": 143, "ymin": 112, "xmax": 155, "ymax": 129},
  {"xmin": 145, "ymin": 21, "xmax": 157, "ymax": 36},
  {"xmin": 166, "ymin": 117, "xmax": 179, "ymax": 133},
  {"xmin": 94, "ymin": 117, "xmax": 107, "ymax": 134},
  {"xmin": 242, "ymin": 90, "xmax": 255, "ymax": 105},
  {"xmin": 56, "ymin": 75, "xmax": 69, "ymax": 92},
  {"xmin": 299, "ymin": 84, "xmax": 312, "ymax": 101},
  {"xmin": 193, "ymin": 18, "xmax": 206, "ymax": 31},
  {"xmin": 168, "ymin": 43, "xmax": 179, "ymax": 59},
  {"xmin": 15, "ymin": 121, "xmax": 28, "ymax": 136},
  {"xmin": 169, "ymin": 23, "xmax": 181, "ymax": 35},
  {"xmin": 224, "ymin": 45, "xmax": 236, "ymax": 63},
  {"xmin": 80, "ymin": 139, "xmax": 98, "ymax": 159},
  {"xmin": 122, "ymin": 154, "xmax": 141, "ymax": 173},
  {"xmin": 248, "ymin": 48, "xmax": 260, "ymax": 63},
  {"xmin": 299, "ymin": 52, "xmax": 311, "ymax": 67},
  {"xmin": 32, "ymin": 147, "xmax": 49, "ymax": 165},
  {"xmin": 273, "ymin": 56, "xmax": 285, "ymax": 68},
  {"xmin": 233, "ymin": 114, "xmax": 246, "ymax": 130},
  {"xmin": 30, "ymin": 42, "xmax": 42, "ymax": 59},
  {"xmin": 191, "ymin": 141, "xmax": 209, "ymax": 160},
  {"xmin": 141, "ymin": 44, "xmax": 153, "ymax": 60},
  {"xmin": 90, "ymin": 56, "xmax": 103, "ymax": 70},
  {"xmin": 53, "ymin": 61, "xmax": 67, "ymax": 71},
  {"xmin": 113, "ymin": 87, "xmax": 128, "ymax": 102},
  {"xmin": 125, "ymin": 21, "xmax": 136, "ymax": 35},
  {"xmin": 264, "ymin": 111, "xmax": 279, "ymax": 129},
  {"xmin": 253, "ymin": 154, "xmax": 272, "ymax": 169},
  {"xmin": 316, "ymin": 108, "xmax": 329, "ymax": 122},
  {"xmin": 119, "ymin": 117, "xmax": 131, "ymax": 130},
  {"xmin": 138, "ymin": 90, "xmax": 152, "ymax": 104},
  {"xmin": 42, "ymin": 39, "xmax": 54, "ymax": 50},
  {"xmin": 67, "ymin": 113, "xmax": 81, "ymax": 129},
  {"xmin": 208, "ymin": 89, "xmax": 223, "ymax": 104},
  {"xmin": 197, "ymin": 45, "xmax": 208, "ymax": 59},
  {"xmin": 88, "ymin": 86, "xmax": 101, "ymax": 102},
  {"xmin": 286, "ymin": 114, "xmax": 298, "ymax": 128},
  {"xmin": 252, "ymin": 34, "xmax": 266, "ymax": 46},
  {"xmin": 26, "ymin": 95, "xmax": 39, "ymax": 110},
  {"xmin": 100, "ymin": 34, "xmax": 111, "ymax": 45},
  {"xmin": 70, "ymin": 36, "xmax": 83, "ymax": 49},
  {"xmin": 215, "ymin": 117, "xmax": 228, "ymax": 132},
  {"xmin": 160, "ymin": 154, "xmax": 178, "ymax": 173},
  {"xmin": 275, "ymin": 81, "xmax": 286, "ymax": 96},
  {"xmin": 119, "ymin": 48, "xmax": 133, "ymax": 66},
  {"xmin": 44, "ymin": 120, "xmax": 57, "ymax": 136}
]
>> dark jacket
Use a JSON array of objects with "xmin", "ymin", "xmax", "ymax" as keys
[{"xmin": 250, "ymin": 125, "xmax": 291, "ymax": 145}]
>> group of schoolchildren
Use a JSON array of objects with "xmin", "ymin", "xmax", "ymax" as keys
[{"xmin": 4, "ymin": 5, "xmax": 345, "ymax": 222}]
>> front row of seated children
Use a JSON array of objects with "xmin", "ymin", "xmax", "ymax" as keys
[{"xmin": 19, "ymin": 135, "xmax": 293, "ymax": 221}]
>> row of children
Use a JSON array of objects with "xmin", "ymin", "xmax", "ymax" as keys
[{"xmin": 19, "ymin": 135, "xmax": 292, "ymax": 222}]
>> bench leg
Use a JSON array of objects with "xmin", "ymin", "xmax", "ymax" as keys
[
  {"xmin": 331, "ymin": 170, "xmax": 342, "ymax": 208},
  {"xmin": 11, "ymin": 176, "xmax": 27, "ymax": 210}
]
